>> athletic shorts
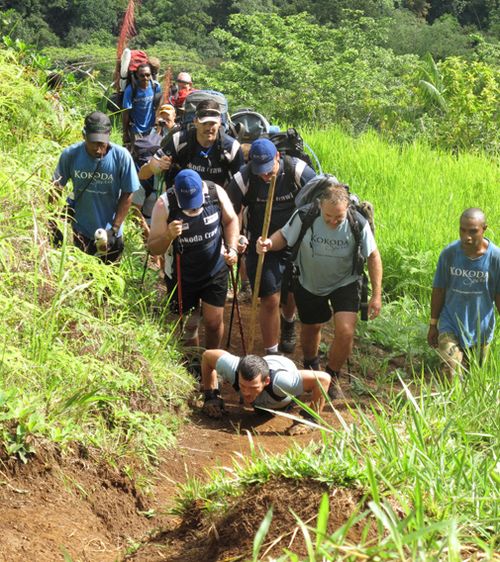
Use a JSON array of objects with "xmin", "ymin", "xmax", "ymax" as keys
[
  {"xmin": 245, "ymin": 250, "xmax": 287, "ymax": 298},
  {"xmin": 294, "ymin": 279, "xmax": 361, "ymax": 324},
  {"xmin": 73, "ymin": 230, "xmax": 124, "ymax": 264},
  {"xmin": 166, "ymin": 264, "xmax": 228, "ymax": 313}
]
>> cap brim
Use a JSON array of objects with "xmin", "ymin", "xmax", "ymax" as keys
[
  {"xmin": 176, "ymin": 191, "xmax": 204, "ymax": 209},
  {"xmin": 197, "ymin": 115, "xmax": 221, "ymax": 124},
  {"xmin": 251, "ymin": 159, "xmax": 275, "ymax": 175},
  {"xmin": 86, "ymin": 132, "xmax": 110, "ymax": 143}
]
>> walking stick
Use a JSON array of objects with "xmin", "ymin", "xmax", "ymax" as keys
[
  {"xmin": 226, "ymin": 254, "xmax": 241, "ymax": 349},
  {"xmin": 248, "ymin": 175, "xmax": 277, "ymax": 352},
  {"xmin": 227, "ymin": 257, "xmax": 247, "ymax": 354},
  {"xmin": 176, "ymin": 252, "xmax": 183, "ymax": 331}
]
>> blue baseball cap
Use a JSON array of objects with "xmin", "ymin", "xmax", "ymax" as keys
[
  {"xmin": 174, "ymin": 169, "xmax": 203, "ymax": 209},
  {"xmin": 249, "ymin": 138, "xmax": 277, "ymax": 175}
]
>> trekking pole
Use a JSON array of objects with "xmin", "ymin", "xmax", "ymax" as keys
[
  {"xmin": 248, "ymin": 175, "xmax": 277, "ymax": 353},
  {"xmin": 226, "ymin": 254, "xmax": 241, "ymax": 349},
  {"xmin": 176, "ymin": 253, "xmax": 184, "ymax": 331},
  {"xmin": 141, "ymin": 251, "xmax": 150, "ymax": 285},
  {"xmin": 227, "ymin": 256, "xmax": 247, "ymax": 355}
]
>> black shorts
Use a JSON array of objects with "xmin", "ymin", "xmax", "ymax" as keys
[
  {"xmin": 245, "ymin": 250, "xmax": 287, "ymax": 298},
  {"xmin": 166, "ymin": 264, "xmax": 228, "ymax": 313},
  {"xmin": 73, "ymin": 230, "xmax": 124, "ymax": 264},
  {"xmin": 294, "ymin": 280, "xmax": 361, "ymax": 324}
]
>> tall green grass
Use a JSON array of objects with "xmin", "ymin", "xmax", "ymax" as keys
[
  {"xmin": 0, "ymin": 48, "xmax": 193, "ymax": 471},
  {"xmin": 175, "ymin": 361, "xmax": 499, "ymax": 559},
  {"xmin": 306, "ymin": 127, "xmax": 500, "ymax": 300}
]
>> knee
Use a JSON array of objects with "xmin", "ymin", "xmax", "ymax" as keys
[
  {"xmin": 204, "ymin": 314, "xmax": 223, "ymax": 333},
  {"xmin": 334, "ymin": 327, "xmax": 355, "ymax": 347},
  {"xmin": 260, "ymin": 294, "xmax": 279, "ymax": 314}
]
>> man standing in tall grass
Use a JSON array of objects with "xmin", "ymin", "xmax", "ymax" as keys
[
  {"xmin": 50, "ymin": 111, "xmax": 140, "ymax": 263},
  {"xmin": 257, "ymin": 184, "xmax": 383, "ymax": 399},
  {"xmin": 428, "ymin": 208, "xmax": 500, "ymax": 376}
]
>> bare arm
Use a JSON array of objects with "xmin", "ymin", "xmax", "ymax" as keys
[
  {"xmin": 201, "ymin": 349, "xmax": 229, "ymax": 391},
  {"xmin": 139, "ymin": 154, "xmax": 172, "ymax": 180},
  {"xmin": 427, "ymin": 287, "xmax": 446, "ymax": 347},
  {"xmin": 299, "ymin": 370, "xmax": 330, "ymax": 414},
  {"xmin": 256, "ymin": 229, "xmax": 288, "ymax": 254},
  {"xmin": 217, "ymin": 186, "xmax": 239, "ymax": 265},
  {"xmin": 367, "ymin": 248, "xmax": 383, "ymax": 319},
  {"xmin": 147, "ymin": 197, "xmax": 182, "ymax": 255},
  {"xmin": 113, "ymin": 192, "xmax": 133, "ymax": 231}
]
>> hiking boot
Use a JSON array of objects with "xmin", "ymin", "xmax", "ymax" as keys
[
  {"xmin": 327, "ymin": 376, "xmax": 346, "ymax": 400},
  {"xmin": 237, "ymin": 282, "xmax": 252, "ymax": 303},
  {"xmin": 279, "ymin": 317, "xmax": 296, "ymax": 354}
]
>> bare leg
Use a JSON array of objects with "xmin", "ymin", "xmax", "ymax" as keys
[
  {"xmin": 259, "ymin": 292, "xmax": 281, "ymax": 350},
  {"xmin": 327, "ymin": 312, "xmax": 357, "ymax": 372},
  {"xmin": 301, "ymin": 322, "xmax": 323, "ymax": 361},
  {"xmin": 202, "ymin": 302, "xmax": 225, "ymax": 349}
]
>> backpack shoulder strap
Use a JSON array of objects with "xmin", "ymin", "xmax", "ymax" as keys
[
  {"xmin": 283, "ymin": 155, "xmax": 299, "ymax": 196},
  {"xmin": 263, "ymin": 369, "xmax": 287, "ymax": 402},
  {"xmin": 288, "ymin": 201, "xmax": 320, "ymax": 262},
  {"xmin": 205, "ymin": 181, "xmax": 220, "ymax": 207},
  {"xmin": 166, "ymin": 189, "xmax": 179, "ymax": 223},
  {"xmin": 346, "ymin": 207, "xmax": 367, "ymax": 275}
]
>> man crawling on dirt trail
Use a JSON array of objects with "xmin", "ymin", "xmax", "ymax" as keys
[{"xmin": 200, "ymin": 349, "xmax": 330, "ymax": 435}]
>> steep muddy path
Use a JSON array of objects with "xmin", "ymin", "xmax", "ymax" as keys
[{"xmin": 0, "ymin": 296, "xmax": 400, "ymax": 561}]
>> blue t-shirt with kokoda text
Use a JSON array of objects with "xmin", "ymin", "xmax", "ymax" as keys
[
  {"xmin": 433, "ymin": 239, "xmax": 500, "ymax": 348},
  {"xmin": 216, "ymin": 352, "xmax": 304, "ymax": 410},
  {"xmin": 54, "ymin": 142, "xmax": 139, "ymax": 240}
]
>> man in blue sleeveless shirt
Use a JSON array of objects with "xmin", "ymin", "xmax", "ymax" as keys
[
  {"xmin": 428, "ymin": 208, "xmax": 500, "ymax": 377},
  {"xmin": 148, "ymin": 169, "xmax": 239, "ymax": 349}
]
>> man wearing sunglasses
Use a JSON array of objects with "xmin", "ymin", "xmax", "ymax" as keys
[{"xmin": 122, "ymin": 63, "xmax": 162, "ymax": 149}]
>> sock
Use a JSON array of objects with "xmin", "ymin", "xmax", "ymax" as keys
[
  {"xmin": 281, "ymin": 312, "xmax": 295, "ymax": 323},
  {"xmin": 304, "ymin": 356, "xmax": 320, "ymax": 370},
  {"xmin": 325, "ymin": 366, "xmax": 340, "ymax": 379},
  {"xmin": 265, "ymin": 344, "xmax": 279, "ymax": 354}
]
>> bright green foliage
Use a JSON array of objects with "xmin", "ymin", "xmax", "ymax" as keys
[
  {"xmin": 176, "ymin": 361, "xmax": 499, "ymax": 559},
  {"xmin": 305, "ymin": 126, "xmax": 499, "ymax": 300},
  {"xmin": 0, "ymin": 48, "xmax": 193, "ymax": 467},
  {"xmin": 208, "ymin": 13, "xmax": 418, "ymax": 132}
]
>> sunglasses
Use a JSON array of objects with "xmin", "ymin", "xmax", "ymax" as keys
[{"xmin": 138, "ymin": 73, "xmax": 151, "ymax": 78}]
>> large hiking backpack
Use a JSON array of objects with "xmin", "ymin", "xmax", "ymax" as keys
[
  {"xmin": 132, "ymin": 129, "xmax": 163, "ymax": 197},
  {"xmin": 231, "ymin": 109, "xmax": 270, "ymax": 143},
  {"xmin": 284, "ymin": 174, "xmax": 375, "ymax": 320},
  {"xmin": 268, "ymin": 127, "xmax": 320, "ymax": 172},
  {"xmin": 182, "ymin": 90, "xmax": 231, "ymax": 131},
  {"xmin": 107, "ymin": 48, "xmax": 161, "ymax": 112}
]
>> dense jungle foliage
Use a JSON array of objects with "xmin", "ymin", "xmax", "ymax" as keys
[{"xmin": 2, "ymin": 1, "xmax": 500, "ymax": 154}]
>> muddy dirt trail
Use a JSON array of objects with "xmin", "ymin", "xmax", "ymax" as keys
[{"xmin": 0, "ymin": 298, "xmax": 377, "ymax": 562}]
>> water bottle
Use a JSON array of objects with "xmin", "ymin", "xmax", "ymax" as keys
[{"xmin": 94, "ymin": 228, "xmax": 108, "ymax": 254}]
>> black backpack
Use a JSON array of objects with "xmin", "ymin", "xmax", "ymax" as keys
[
  {"xmin": 283, "ymin": 175, "xmax": 375, "ymax": 320},
  {"xmin": 268, "ymin": 128, "xmax": 315, "ymax": 169}
]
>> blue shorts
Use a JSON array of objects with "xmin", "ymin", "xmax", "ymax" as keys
[
  {"xmin": 245, "ymin": 250, "xmax": 287, "ymax": 298},
  {"xmin": 294, "ymin": 280, "xmax": 361, "ymax": 324}
]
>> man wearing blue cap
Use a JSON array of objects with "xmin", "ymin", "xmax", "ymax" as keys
[
  {"xmin": 226, "ymin": 138, "xmax": 316, "ymax": 355},
  {"xmin": 148, "ymin": 169, "xmax": 239, "ymax": 349}
]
